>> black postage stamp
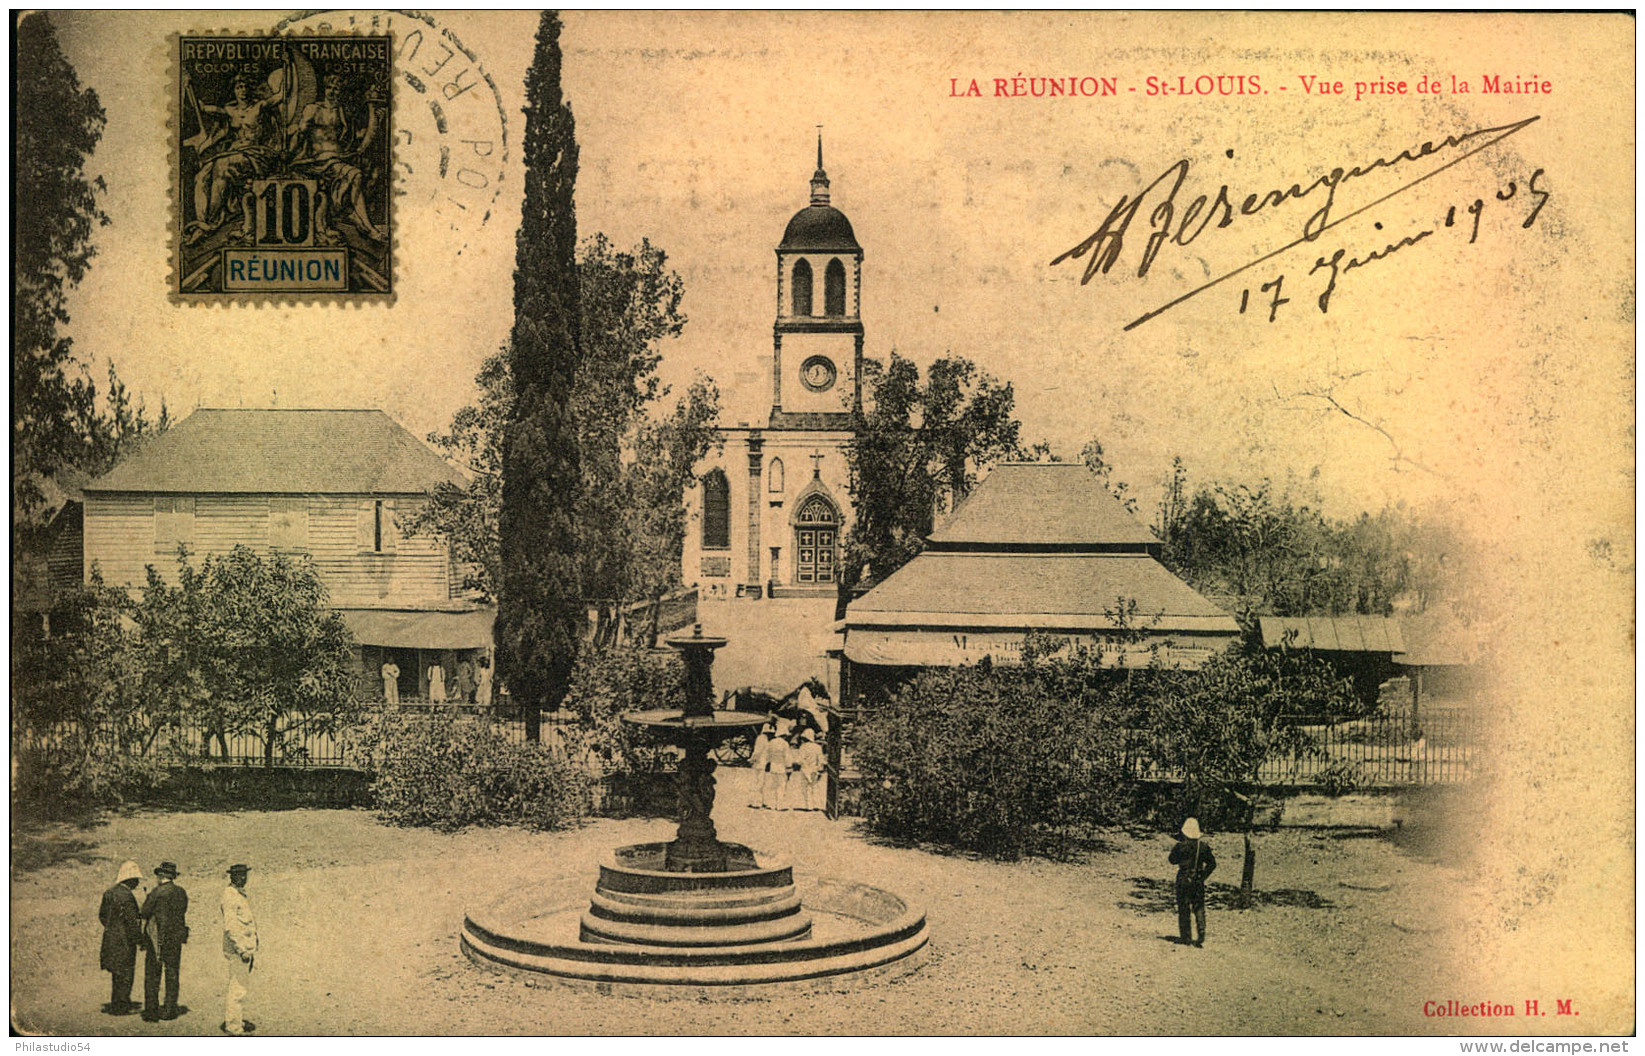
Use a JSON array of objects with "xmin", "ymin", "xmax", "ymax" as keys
[{"xmin": 174, "ymin": 34, "xmax": 394, "ymax": 300}]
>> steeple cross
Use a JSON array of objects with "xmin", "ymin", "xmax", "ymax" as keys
[{"xmin": 810, "ymin": 451, "xmax": 825, "ymax": 478}]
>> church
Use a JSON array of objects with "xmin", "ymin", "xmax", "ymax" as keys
[{"xmin": 682, "ymin": 141, "xmax": 864, "ymax": 691}]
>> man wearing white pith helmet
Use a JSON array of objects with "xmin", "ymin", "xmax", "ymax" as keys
[
  {"xmin": 1169, "ymin": 818, "xmax": 1217, "ymax": 947},
  {"xmin": 97, "ymin": 860, "xmax": 145, "ymax": 1015}
]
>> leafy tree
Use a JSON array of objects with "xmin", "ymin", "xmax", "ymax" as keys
[
  {"xmin": 14, "ymin": 11, "xmax": 111, "ymax": 529},
  {"xmin": 499, "ymin": 11, "xmax": 585, "ymax": 742},
  {"xmin": 11, "ymin": 571, "xmax": 168, "ymax": 803},
  {"xmin": 1130, "ymin": 644, "xmax": 1354, "ymax": 904},
  {"xmin": 1153, "ymin": 460, "xmax": 1470, "ymax": 620},
  {"xmin": 841, "ymin": 353, "xmax": 1022, "ymax": 610},
  {"xmin": 408, "ymin": 244, "xmax": 719, "ymax": 642},
  {"xmin": 617, "ymin": 375, "xmax": 721, "ymax": 645},
  {"xmin": 180, "ymin": 547, "xmax": 358, "ymax": 767}
]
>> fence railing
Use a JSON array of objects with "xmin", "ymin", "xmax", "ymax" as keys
[
  {"xmin": 1120, "ymin": 705, "xmax": 1478, "ymax": 786},
  {"xmin": 17, "ymin": 703, "xmax": 1476, "ymax": 786},
  {"xmin": 12, "ymin": 706, "xmax": 632, "ymax": 772}
]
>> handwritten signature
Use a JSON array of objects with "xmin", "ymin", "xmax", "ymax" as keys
[{"xmin": 1050, "ymin": 115, "xmax": 1542, "ymax": 330}]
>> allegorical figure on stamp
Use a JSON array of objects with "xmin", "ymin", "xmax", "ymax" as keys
[
  {"xmin": 288, "ymin": 73, "xmax": 386, "ymax": 243},
  {"xmin": 140, "ymin": 860, "xmax": 189, "ymax": 1021},
  {"xmin": 183, "ymin": 71, "xmax": 286, "ymax": 244}
]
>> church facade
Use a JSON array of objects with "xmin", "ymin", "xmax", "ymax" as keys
[{"xmin": 681, "ymin": 144, "xmax": 864, "ymax": 689}]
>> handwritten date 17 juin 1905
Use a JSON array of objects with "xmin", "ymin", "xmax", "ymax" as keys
[
  {"xmin": 1240, "ymin": 168, "xmax": 1550, "ymax": 323},
  {"xmin": 1049, "ymin": 115, "xmax": 1545, "ymax": 330}
]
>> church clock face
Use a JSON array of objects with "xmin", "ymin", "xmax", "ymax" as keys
[{"xmin": 799, "ymin": 355, "xmax": 837, "ymax": 393}]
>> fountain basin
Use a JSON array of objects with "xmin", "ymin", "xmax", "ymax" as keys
[{"xmin": 462, "ymin": 874, "xmax": 929, "ymax": 995}]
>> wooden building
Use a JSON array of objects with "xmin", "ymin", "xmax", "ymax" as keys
[
  {"xmin": 75, "ymin": 408, "xmax": 492, "ymax": 702},
  {"xmin": 840, "ymin": 463, "xmax": 1241, "ymax": 703}
]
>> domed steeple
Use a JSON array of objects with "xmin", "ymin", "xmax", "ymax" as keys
[
  {"xmin": 779, "ymin": 134, "xmax": 860, "ymax": 252},
  {"xmin": 772, "ymin": 135, "xmax": 864, "ymax": 426}
]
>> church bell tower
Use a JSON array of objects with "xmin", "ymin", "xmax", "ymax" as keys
[{"xmin": 771, "ymin": 136, "xmax": 863, "ymax": 427}]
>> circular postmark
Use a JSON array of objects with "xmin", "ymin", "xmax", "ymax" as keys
[{"xmin": 273, "ymin": 10, "xmax": 510, "ymax": 259}]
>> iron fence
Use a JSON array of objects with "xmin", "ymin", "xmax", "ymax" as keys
[
  {"xmin": 16, "ymin": 701, "xmax": 1476, "ymax": 787},
  {"xmin": 1121, "ymin": 705, "xmax": 1478, "ymax": 787}
]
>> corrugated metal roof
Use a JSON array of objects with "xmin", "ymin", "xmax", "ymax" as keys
[
  {"xmin": 85, "ymin": 409, "xmax": 466, "ymax": 494},
  {"xmin": 846, "ymin": 552, "xmax": 1238, "ymax": 633},
  {"xmin": 928, "ymin": 463, "xmax": 1159, "ymax": 549},
  {"xmin": 1258, "ymin": 615, "xmax": 1406, "ymax": 653}
]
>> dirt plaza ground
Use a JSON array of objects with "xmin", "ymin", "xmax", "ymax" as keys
[{"xmin": 12, "ymin": 770, "xmax": 1489, "ymax": 1036}]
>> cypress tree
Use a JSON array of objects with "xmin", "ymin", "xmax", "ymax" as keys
[{"xmin": 498, "ymin": 12, "xmax": 583, "ymax": 741}]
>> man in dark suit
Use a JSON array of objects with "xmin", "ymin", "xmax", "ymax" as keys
[
  {"xmin": 98, "ymin": 860, "xmax": 145, "ymax": 1015},
  {"xmin": 1168, "ymin": 817, "xmax": 1217, "ymax": 947},
  {"xmin": 141, "ymin": 861, "xmax": 190, "ymax": 1021}
]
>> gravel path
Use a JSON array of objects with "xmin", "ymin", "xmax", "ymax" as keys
[{"xmin": 12, "ymin": 770, "xmax": 1481, "ymax": 1036}]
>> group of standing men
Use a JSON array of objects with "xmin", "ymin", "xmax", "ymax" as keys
[
  {"xmin": 749, "ymin": 721, "xmax": 827, "ymax": 811},
  {"xmin": 98, "ymin": 860, "xmax": 259, "ymax": 1035}
]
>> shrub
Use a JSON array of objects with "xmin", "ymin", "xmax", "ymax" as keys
[
  {"xmin": 351, "ymin": 709, "xmax": 590, "ymax": 832},
  {"xmin": 558, "ymin": 645, "xmax": 683, "ymax": 774},
  {"xmin": 854, "ymin": 660, "xmax": 1131, "ymax": 860}
]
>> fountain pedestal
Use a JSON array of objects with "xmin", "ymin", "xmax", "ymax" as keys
[{"xmin": 461, "ymin": 624, "xmax": 927, "ymax": 991}]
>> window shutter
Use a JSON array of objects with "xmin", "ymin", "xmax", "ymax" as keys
[
  {"xmin": 383, "ymin": 499, "xmax": 399, "ymax": 552},
  {"xmin": 357, "ymin": 499, "xmax": 375, "ymax": 551},
  {"xmin": 176, "ymin": 496, "xmax": 195, "ymax": 545}
]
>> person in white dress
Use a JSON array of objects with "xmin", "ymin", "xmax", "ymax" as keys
[
  {"xmin": 380, "ymin": 661, "xmax": 399, "ymax": 704},
  {"xmin": 427, "ymin": 662, "xmax": 446, "ymax": 703}
]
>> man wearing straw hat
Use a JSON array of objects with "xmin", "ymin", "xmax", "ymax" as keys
[
  {"xmin": 1168, "ymin": 818, "xmax": 1217, "ymax": 947},
  {"xmin": 140, "ymin": 861, "xmax": 189, "ymax": 1021},
  {"xmin": 220, "ymin": 864, "xmax": 258, "ymax": 1035},
  {"xmin": 97, "ymin": 860, "xmax": 145, "ymax": 1015}
]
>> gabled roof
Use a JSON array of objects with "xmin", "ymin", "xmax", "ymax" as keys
[
  {"xmin": 847, "ymin": 552, "xmax": 1238, "ymax": 633},
  {"xmin": 84, "ymin": 409, "xmax": 466, "ymax": 495},
  {"xmin": 928, "ymin": 462, "xmax": 1159, "ymax": 550}
]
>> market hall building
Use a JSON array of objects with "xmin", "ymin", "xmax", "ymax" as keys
[
  {"xmin": 839, "ymin": 463, "xmax": 1241, "ymax": 703},
  {"xmin": 682, "ymin": 141, "xmax": 865, "ymax": 691}
]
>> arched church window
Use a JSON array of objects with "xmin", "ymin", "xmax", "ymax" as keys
[
  {"xmin": 793, "ymin": 494, "xmax": 839, "ymax": 584},
  {"xmin": 768, "ymin": 458, "xmax": 785, "ymax": 494},
  {"xmin": 701, "ymin": 469, "xmax": 730, "ymax": 550},
  {"xmin": 791, "ymin": 259, "xmax": 813, "ymax": 316},
  {"xmin": 824, "ymin": 258, "xmax": 847, "ymax": 316}
]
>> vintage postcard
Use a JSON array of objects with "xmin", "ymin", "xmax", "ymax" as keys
[{"xmin": 11, "ymin": 10, "xmax": 1634, "ymax": 1042}]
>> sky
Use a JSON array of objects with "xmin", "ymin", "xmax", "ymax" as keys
[{"xmin": 51, "ymin": 10, "xmax": 1632, "ymax": 534}]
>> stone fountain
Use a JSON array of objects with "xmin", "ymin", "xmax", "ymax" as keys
[{"xmin": 461, "ymin": 625, "xmax": 928, "ymax": 993}]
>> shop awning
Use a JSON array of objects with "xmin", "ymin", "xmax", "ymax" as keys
[
  {"xmin": 843, "ymin": 626, "xmax": 1236, "ymax": 669},
  {"xmin": 339, "ymin": 607, "xmax": 495, "ymax": 650}
]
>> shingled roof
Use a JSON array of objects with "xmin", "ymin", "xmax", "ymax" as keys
[
  {"xmin": 928, "ymin": 462, "xmax": 1159, "ymax": 551},
  {"xmin": 84, "ymin": 409, "xmax": 466, "ymax": 494}
]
